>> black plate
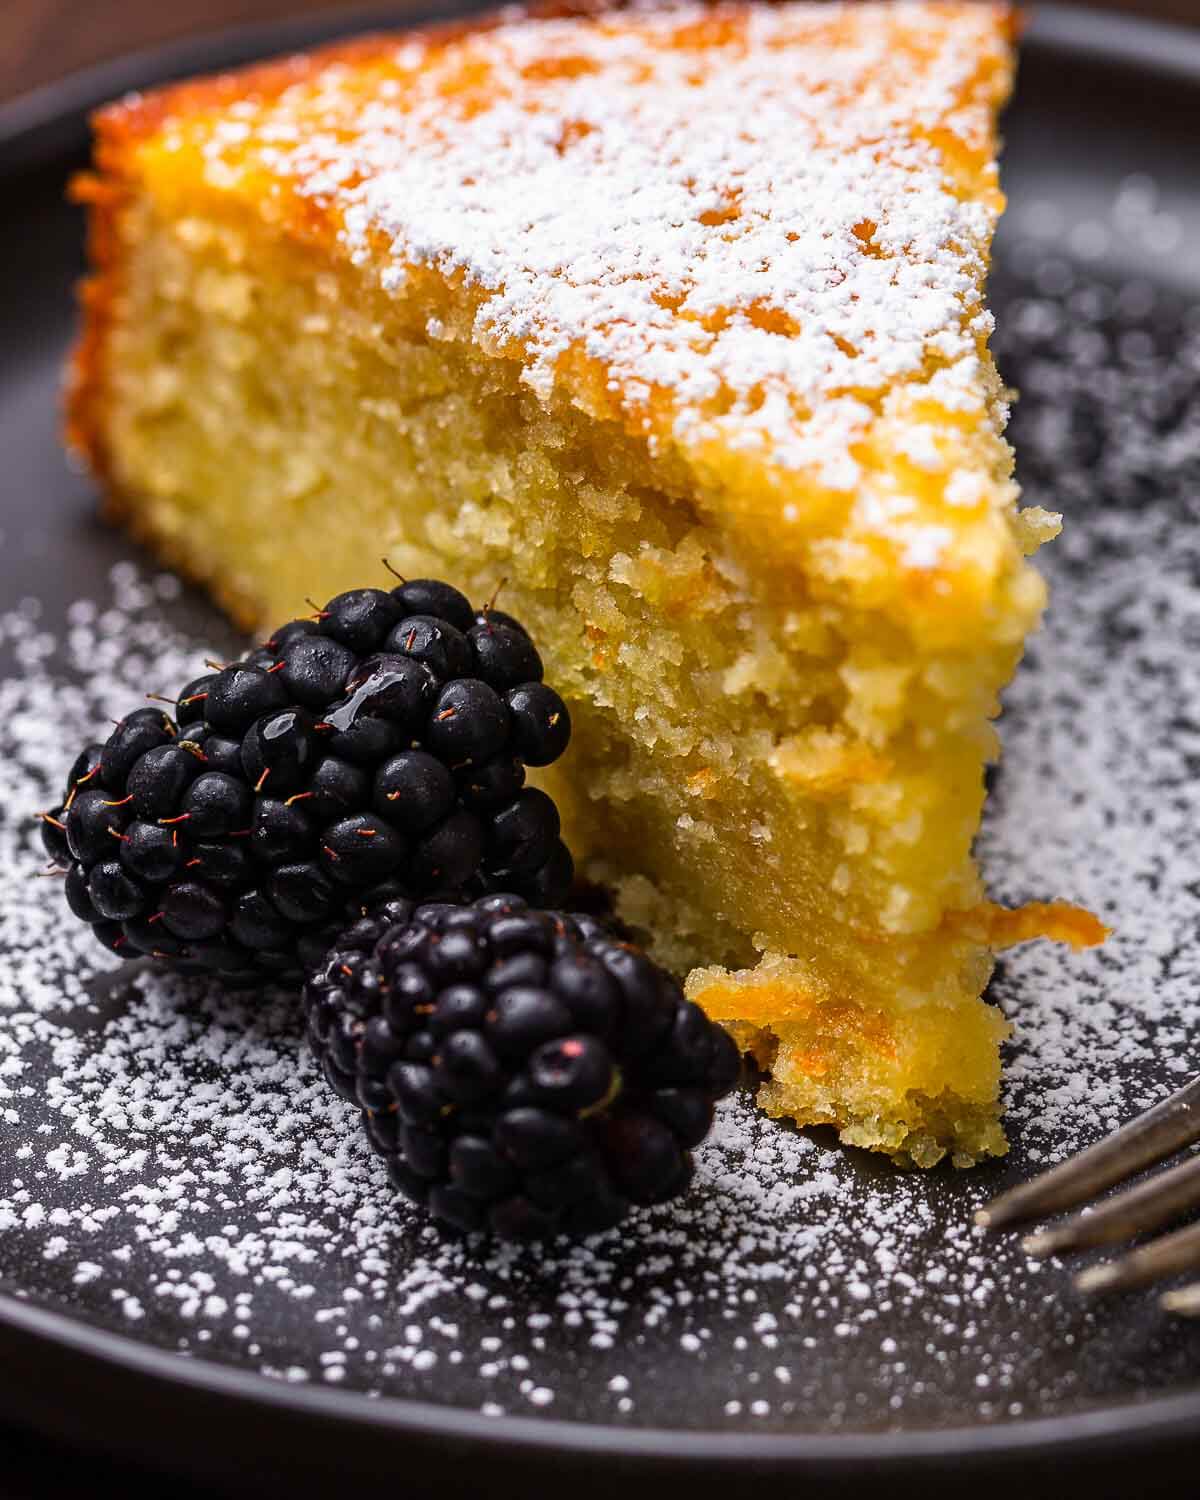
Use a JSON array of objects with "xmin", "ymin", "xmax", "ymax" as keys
[{"xmin": 1, "ymin": 6, "xmax": 1199, "ymax": 1496}]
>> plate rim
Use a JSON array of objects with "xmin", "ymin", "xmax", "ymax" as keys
[
  {"xmin": 3, "ymin": 1289, "xmax": 1199, "ymax": 1470},
  {"xmin": 1, "ymin": 0, "xmax": 1199, "ymax": 1475}
]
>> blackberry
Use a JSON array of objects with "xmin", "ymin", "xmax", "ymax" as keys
[
  {"xmin": 122, "ymin": 916, "xmax": 187, "ymax": 959},
  {"xmin": 39, "ymin": 811, "xmax": 71, "ymax": 866},
  {"xmin": 318, "ymin": 589, "xmax": 403, "ymax": 654},
  {"xmin": 181, "ymin": 727, "xmax": 243, "ymax": 777},
  {"xmin": 241, "ymin": 709, "xmax": 317, "ymax": 795},
  {"xmin": 175, "ymin": 676, "xmax": 215, "ymax": 727},
  {"xmin": 427, "ymin": 680, "xmax": 509, "ymax": 766},
  {"xmin": 230, "ymin": 889, "xmax": 294, "ymax": 951},
  {"xmin": 386, "ymin": 616, "xmax": 473, "ymax": 681},
  {"xmin": 305, "ymin": 755, "xmax": 371, "ymax": 824},
  {"xmin": 128, "ymin": 743, "xmax": 203, "ymax": 819},
  {"xmin": 184, "ymin": 842, "xmax": 252, "ymax": 889},
  {"xmin": 319, "ymin": 813, "xmax": 407, "ymax": 884},
  {"xmin": 99, "ymin": 708, "xmax": 175, "ymax": 789},
  {"xmin": 204, "ymin": 665, "xmax": 288, "ymax": 733},
  {"xmin": 66, "ymin": 744, "xmax": 105, "ymax": 795},
  {"xmin": 372, "ymin": 751, "xmax": 455, "ymax": 833},
  {"xmin": 92, "ymin": 921, "xmax": 128, "ymax": 957},
  {"xmin": 506, "ymin": 683, "xmax": 571, "ymax": 766},
  {"xmin": 265, "ymin": 618, "xmax": 317, "ymax": 650},
  {"xmin": 120, "ymin": 822, "xmax": 184, "ymax": 884},
  {"xmin": 457, "ymin": 755, "xmax": 526, "ymax": 813},
  {"xmin": 86, "ymin": 860, "xmax": 147, "ymax": 922},
  {"xmin": 467, "ymin": 621, "xmax": 544, "ymax": 692},
  {"xmin": 180, "ymin": 771, "xmax": 252, "ymax": 837},
  {"xmin": 241, "ymin": 647, "xmax": 278, "ymax": 672},
  {"xmin": 503, "ymin": 839, "xmax": 574, "ymax": 908},
  {"xmin": 409, "ymin": 808, "xmax": 485, "ymax": 890},
  {"xmin": 473, "ymin": 607, "xmax": 529, "ymax": 637},
  {"xmin": 269, "ymin": 861, "xmax": 336, "ymax": 923},
  {"xmin": 65, "ymin": 788, "xmax": 131, "ymax": 865},
  {"xmin": 250, "ymin": 798, "xmax": 312, "ymax": 863},
  {"xmin": 391, "ymin": 579, "xmax": 474, "ymax": 633},
  {"xmin": 160, "ymin": 880, "xmax": 226, "ymax": 941},
  {"xmin": 485, "ymin": 788, "xmax": 560, "ymax": 879},
  {"xmin": 303, "ymin": 897, "xmax": 741, "ymax": 1238},
  {"xmin": 278, "ymin": 634, "xmax": 357, "ymax": 708},
  {"xmin": 49, "ymin": 579, "xmax": 575, "ymax": 981},
  {"xmin": 64, "ymin": 862, "xmax": 99, "ymax": 922}
]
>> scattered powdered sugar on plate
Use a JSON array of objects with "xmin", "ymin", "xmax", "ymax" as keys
[
  {"xmin": 983, "ymin": 223, "xmax": 1200, "ymax": 1161},
  {"xmin": 3, "ymin": 206, "xmax": 1200, "ymax": 1430}
]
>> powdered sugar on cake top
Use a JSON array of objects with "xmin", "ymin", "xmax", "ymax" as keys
[{"xmin": 181, "ymin": 1, "xmax": 1011, "ymax": 478}]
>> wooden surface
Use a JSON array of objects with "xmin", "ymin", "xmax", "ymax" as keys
[{"xmin": 1, "ymin": 0, "xmax": 1199, "ymax": 103}]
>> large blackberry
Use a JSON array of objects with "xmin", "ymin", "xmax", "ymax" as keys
[
  {"xmin": 46, "ymin": 582, "xmax": 574, "ymax": 983},
  {"xmin": 303, "ymin": 895, "xmax": 741, "ymax": 1238}
]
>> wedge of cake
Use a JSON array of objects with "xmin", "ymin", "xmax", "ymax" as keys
[{"xmin": 67, "ymin": 0, "xmax": 1105, "ymax": 1168}]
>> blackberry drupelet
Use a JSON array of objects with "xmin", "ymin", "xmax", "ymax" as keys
[
  {"xmin": 48, "ymin": 580, "xmax": 575, "ymax": 981},
  {"xmin": 303, "ymin": 895, "xmax": 741, "ymax": 1238}
]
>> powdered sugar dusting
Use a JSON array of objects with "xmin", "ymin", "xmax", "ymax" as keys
[{"xmin": 180, "ymin": 1, "xmax": 1010, "ymax": 477}]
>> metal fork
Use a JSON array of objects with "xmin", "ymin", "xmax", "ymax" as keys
[{"xmin": 975, "ymin": 1075, "xmax": 1200, "ymax": 1313}]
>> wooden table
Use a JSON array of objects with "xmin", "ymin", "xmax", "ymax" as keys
[{"xmin": 1, "ymin": 0, "xmax": 1199, "ymax": 103}]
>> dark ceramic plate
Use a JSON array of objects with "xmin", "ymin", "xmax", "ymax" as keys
[{"xmin": 0, "ymin": 6, "xmax": 1199, "ymax": 1496}]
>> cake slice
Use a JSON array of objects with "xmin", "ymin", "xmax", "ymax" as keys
[{"xmin": 68, "ymin": 0, "xmax": 1104, "ymax": 1168}]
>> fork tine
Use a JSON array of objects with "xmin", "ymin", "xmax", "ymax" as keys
[
  {"xmin": 1161, "ymin": 1283, "xmax": 1200, "ymax": 1316},
  {"xmin": 975, "ymin": 1076, "xmax": 1200, "ymax": 1231},
  {"xmin": 1022, "ymin": 1150, "xmax": 1200, "ymax": 1257},
  {"xmin": 1075, "ymin": 1220, "xmax": 1200, "ymax": 1296}
]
